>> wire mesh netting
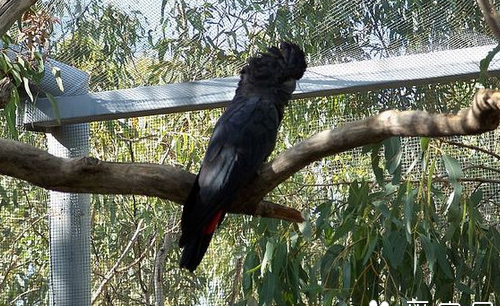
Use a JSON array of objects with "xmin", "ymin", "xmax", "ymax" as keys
[
  {"xmin": 22, "ymin": 0, "xmax": 497, "ymax": 90},
  {"xmin": 2, "ymin": 0, "xmax": 500, "ymax": 305}
]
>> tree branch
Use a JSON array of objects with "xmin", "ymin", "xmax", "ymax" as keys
[
  {"xmin": 437, "ymin": 137, "xmax": 500, "ymax": 160},
  {"xmin": 227, "ymin": 88, "xmax": 500, "ymax": 214},
  {"xmin": 91, "ymin": 220, "xmax": 144, "ymax": 305},
  {"xmin": 477, "ymin": 0, "xmax": 500, "ymax": 43},
  {"xmin": 1, "ymin": 89, "xmax": 500, "ymax": 222},
  {"xmin": 0, "ymin": 137, "xmax": 303, "ymax": 221},
  {"xmin": 154, "ymin": 232, "xmax": 173, "ymax": 306},
  {"xmin": 0, "ymin": 0, "xmax": 38, "ymax": 37}
]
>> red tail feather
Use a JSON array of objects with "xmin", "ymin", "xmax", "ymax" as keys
[{"xmin": 202, "ymin": 211, "xmax": 224, "ymax": 235}]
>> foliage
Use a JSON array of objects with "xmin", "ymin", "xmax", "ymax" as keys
[
  {"xmin": 0, "ymin": 9, "xmax": 57, "ymax": 301},
  {"xmin": 1, "ymin": 0, "xmax": 500, "ymax": 305},
  {"xmin": 0, "ymin": 6, "xmax": 65, "ymax": 139},
  {"xmin": 52, "ymin": 1, "xmax": 147, "ymax": 90},
  {"xmin": 233, "ymin": 134, "xmax": 500, "ymax": 305},
  {"xmin": 0, "ymin": 118, "xmax": 49, "ymax": 303}
]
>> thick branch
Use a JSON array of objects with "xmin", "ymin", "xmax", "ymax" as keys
[
  {"xmin": 0, "ymin": 137, "xmax": 302, "ymax": 221},
  {"xmin": 477, "ymin": 0, "xmax": 500, "ymax": 42},
  {"xmin": 228, "ymin": 88, "xmax": 500, "ymax": 214},
  {"xmin": 1, "ymin": 89, "xmax": 500, "ymax": 222},
  {"xmin": 0, "ymin": 0, "xmax": 38, "ymax": 37}
]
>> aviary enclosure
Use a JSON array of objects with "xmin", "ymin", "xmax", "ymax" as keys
[{"xmin": 1, "ymin": 0, "xmax": 500, "ymax": 305}]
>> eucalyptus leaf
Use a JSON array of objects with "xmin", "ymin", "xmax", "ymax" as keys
[
  {"xmin": 243, "ymin": 250, "xmax": 258, "ymax": 293},
  {"xmin": 362, "ymin": 236, "xmax": 377, "ymax": 265},
  {"xmin": 384, "ymin": 137, "xmax": 402, "ymax": 175},
  {"xmin": 22, "ymin": 76, "xmax": 34, "ymax": 102},
  {"xmin": 442, "ymin": 154, "xmax": 464, "ymax": 185},
  {"xmin": 419, "ymin": 234, "xmax": 436, "ymax": 274},
  {"xmin": 46, "ymin": 93, "xmax": 62, "ymax": 124},
  {"xmin": 258, "ymin": 272, "xmax": 277, "ymax": 305},
  {"xmin": 261, "ymin": 240, "xmax": 275, "ymax": 276},
  {"xmin": 52, "ymin": 66, "xmax": 65, "ymax": 93},
  {"xmin": 436, "ymin": 245, "xmax": 453, "ymax": 279},
  {"xmin": 4, "ymin": 100, "xmax": 18, "ymax": 140},
  {"xmin": 420, "ymin": 137, "xmax": 430, "ymax": 153}
]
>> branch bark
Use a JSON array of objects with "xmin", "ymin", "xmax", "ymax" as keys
[
  {"xmin": 0, "ymin": 0, "xmax": 38, "ymax": 37},
  {"xmin": 477, "ymin": 0, "xmax": 500, "ymax": 42},
  {"xmin": 0, "ymin": 137, "xmax": 303, "ymax": 221},
  {"xmin": 154, "ymin": 233, "xmax": 173, "ymax": 306},
  {"xmin": 1, "ymin": 89, "xmax": 500, "ymax": 222},
  {"xmin": 227, "ymin": 88, "xmax": 500, "ymax": 216}
]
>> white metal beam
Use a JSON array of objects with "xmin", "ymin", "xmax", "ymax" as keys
[{"xmin": 24, "ymin": 45, "xmax": 500, "ymax": 130}]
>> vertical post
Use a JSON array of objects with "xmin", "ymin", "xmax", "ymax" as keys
[{"xmin": 46, "ymin": 123, "xmax": 90, "ymax": 306}]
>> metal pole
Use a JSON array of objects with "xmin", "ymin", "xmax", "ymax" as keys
[{"xmin": 46, "ymin": 123, "xmax": 90, "ymax": 306}]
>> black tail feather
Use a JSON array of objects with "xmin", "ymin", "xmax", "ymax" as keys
[{"xmin": 179, "ymin": 232, "xmax": 213, "ymax": 272}]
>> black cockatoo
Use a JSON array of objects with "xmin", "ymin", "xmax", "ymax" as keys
[{"xmin": 179, "ymin": 42, "xmax": 307, "ymax": 272}]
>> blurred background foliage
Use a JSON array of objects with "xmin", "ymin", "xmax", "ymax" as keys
[{"xmin": 1, "ymin": 0, "xmax": 500, "ymax": 305}]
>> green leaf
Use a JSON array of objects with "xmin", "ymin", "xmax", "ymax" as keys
[
  {"xmin": 0, "ymin": 52, "xmax": 9, "ymax": 73},
  {"xmin": 342, "ymin": 260, "xmax": 351, "ymax": 290},
  {"xmin": 347, "ymin": 181, "xmax": 370, "ymax": 213},
  {"xmin": 23, "ymin": 76, "xmax": 34, "ymax": 102},
  {"xmin": 369, "ymin": 143, "xmax": 384, "ymax": 186},
  {"xmin": 321, "ymin": 255, "xmax": 339, "ymax": 289},
  {"xmin": 258, "ymin": 271, "xmax": 277, "ymax": 305},
  {"xmin": 384, "ymin": 137, "xmax": 402, "ymax": 174},
  {"xmin": 445, "ymin": 185, "xmax": 462, "ymax": 213},
  {"xmin": 271, "ymin": 242, "xmax": 286, "ymax": 275},
  {"xmin": 323, "ymin": 290, "xmax": 335, "ymax": 306},
  {"xmin": 261, "ymin": 240, "xmax": 275, "ymax": 276},
  {"xmin": 436, "ymin": 245, "xmax": 453, "ymax": 279},
  {"xmin": 321, "ymin": 245, "xmax": 343, "ymax": 288},
  {"xmin": 46, "ymin": 93, "xmax": 61, "ymax": 124},
  {"xmin": 362, "ymin": 236, "xmax": 378, "ymax": 265},
  {"xmin": 4, "ymin": 100, "xmax": 18, "ymax": 140},
  {"xmin": 10, "ymin": 68, "xmax": 21, "ymax": 85},
  {"xmin": 419, "ymin": 234, "xmax": 436, "ymax": 273},
  {"xmin": 36, "ymin": 54, "xmax": 45, "ymax": 74},
  {"xmin": 442, "ymin": 154, "xmax": 463, "ymax": 185},
  {"xmin": 404, "ymin": 189, "xmax": 417, "ymax": 237},
  {"xmin": 470, "ymin": 189, "xmax": 483, "ymax": 206},
  {"xmin": 286, "ymin": 260, "xmax": 300, "ymax": 300},
  {"xmin": 382, "ymin": 232, "xmax": 407, "ymax": 268},
  {"xmin": 420, "ymin": 137, "xmax": 430, "ymax": 153},
  {"xmin": 468, "ymin": 216, "xmax": 474, "ymax": 249},
  {"xmin": 17, "ymin": 56, "xmax": 25, "ymax": 67},
  {"xmin": 11, "ymin": 86, "xmax": 19, "ymax": 105},
  {"xmin": 332, "ymin": 217, "xmax": 355, "ymax": 244},
  {"xmin": 456, "ymin": 282, "xmax": 474, "ymax": 295},
  {"xmin": 382, "ymin": 235, "xmax": 395, "ymax": 265},
  {"xmin": 243, "ymin": 250, "xmax": 258, "ymax": 293},
  {"xmin": 384, "ymin": 137, "xmax": 402, "ymax": 184},
  {"xmin": 52, "ymin": 66, "xmax": 65, "ymax": 93},
  {"xmin": 315, "ymin": 201, "xmax": 332, "ymax": 235}
]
